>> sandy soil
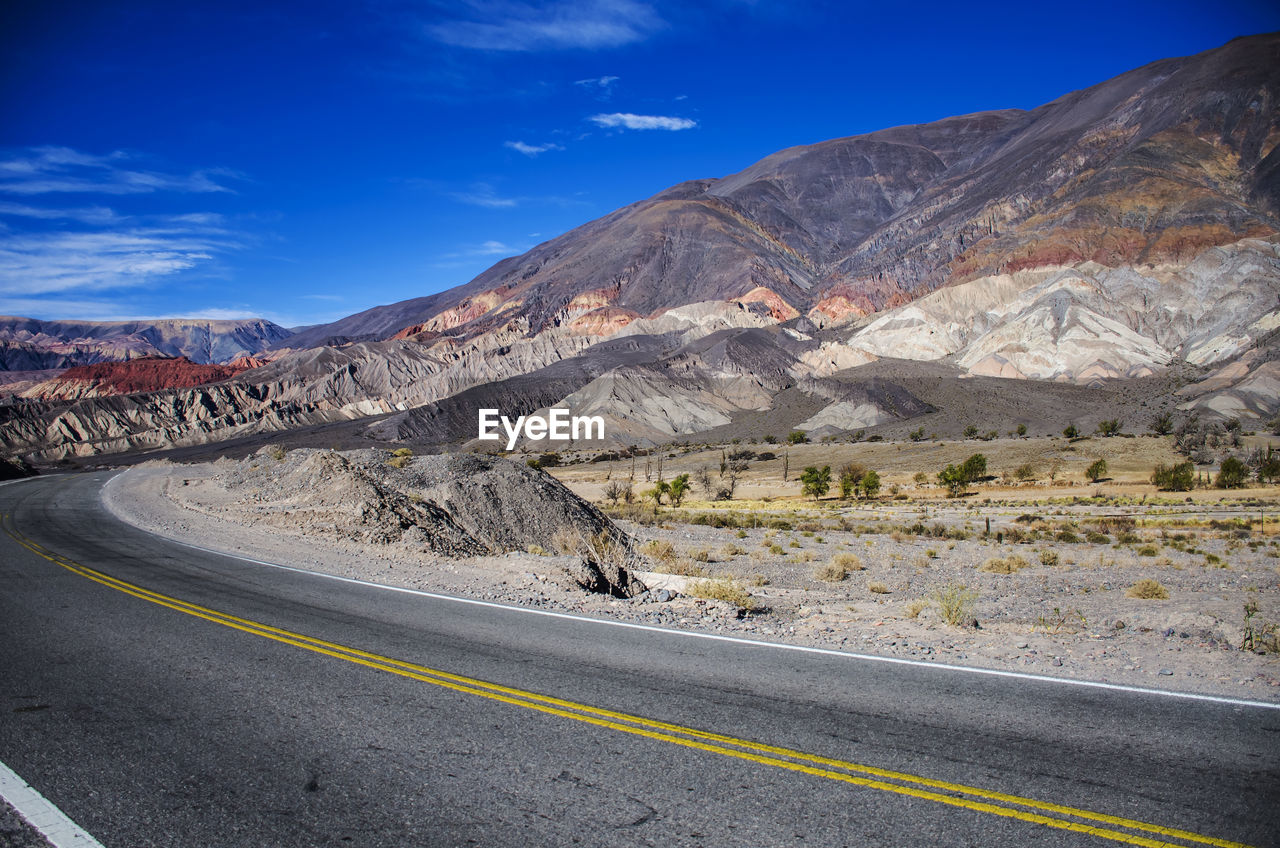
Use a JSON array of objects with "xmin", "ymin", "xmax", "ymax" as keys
[{"xmin": 104, "ymin": 460, "xmax": 1280, "ymax": 703}]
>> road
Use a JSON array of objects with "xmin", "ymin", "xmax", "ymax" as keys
[{"xmin": 1, "ymin": 472, "xmax": 1277, "ymax": 847}]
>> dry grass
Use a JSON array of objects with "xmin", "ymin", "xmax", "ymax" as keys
[
  {"xmin": 687, "ymin": 578, "xmax": 755, "ymax": 610},
  {"xmin": 1126, "ymin": 579, "xmax": 1170, "ymax": 599},
  {"xmin": 814, "ymin": 561, "xmax": 848, "ymax": 582},
  {"xmin": 868, "ymin": 581, "xmax": 890, "ymax": 594},
  {"xmin": 933, "ymin": 584, "xmax": 978, "ymax": 625},
  {"xmin": 830, "ymin": 552, "xmax": 865, "ymax": 571},
  {"xmin": 979, "ymin": 555, "xmax": 1030, "ymax": 574},
  {"xmin": 903, "ymin": 598, "xmax": 929, "ymax": 619}
]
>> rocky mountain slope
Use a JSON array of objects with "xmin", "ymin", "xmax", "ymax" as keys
[
  {"xmin": 285, "ymin": 33, "xmax": 1278, "ymax": 350},
  {"xmin": 0, "ymin": 316, "xmax": 292, "ymax": 369},
  {"xmin": 2, "ymin": 34, "xmax": 1278, "ymax": 461},
  {"xmin": 20, "ymin": 356, "xmax": 260, "ymax": 401}
]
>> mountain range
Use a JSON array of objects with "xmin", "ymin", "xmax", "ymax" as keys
[{"xmin": 3, "ymin": 33, "xmax": 1277, "ymax": 461}]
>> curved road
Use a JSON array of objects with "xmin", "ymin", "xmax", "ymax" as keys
[{"xmin": 1, "ymin": 472, "xmax": 1277, "ymax": 847}]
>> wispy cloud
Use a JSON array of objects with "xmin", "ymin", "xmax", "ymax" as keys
[
  {"xmin": 0, "ymin": 146, "xmax": 242, "ymax": 195},
  {"xmin": 504, "ymin": 140, "xmax": 565, "ymax": 157},
  {"xmin": 0, "ymin": 226, "xmax": 239, "ymax": 296},
  {"xmin": 575, "ymin": 75, "xmax": 620, "ymax": 98},
  {"xmin": 427, "ymin": 0, "xmax": 663, "ymax": 51},
  {"xmin": 448, "ymin": 182, "xmax": 520, "ymax": 208},
  {"xmin": 0, "ymin": 147, "xmax": 249, "ymax": 305},
  {"xmin": 0, "ymin": 202, "xmax": 122, "ymax": 225},
  {"xmin": 589, "ymin": 112, "xmax": 696, "ymax": 130}
]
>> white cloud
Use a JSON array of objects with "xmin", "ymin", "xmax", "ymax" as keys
[
  {"xmin": 0, "ymin": 202, "xmax": 121, "ymax": 225},
  {"xmin": 0, "ymin": 146, "xmax": 241, "ymax": 196},
  {"xmin": 448, "ymin": 183, "xmax": 520, "ymax": 208},
  {"xmin": 428, "ymin": 0, "xmax": 662, "ymax": 51},
  {"xmin": 575, "ymin": 75, "xmax": 620, "ymax": 99},
  {"xmin": 504, "ymin": 140, "xmax": 565, "ymax": 157},
  {"xmin": 589, "ymin": 112, "xmax": 696, "ymax": 130}
]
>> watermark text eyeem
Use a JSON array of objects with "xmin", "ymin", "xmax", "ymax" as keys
[{"xmin": 478, "ymin": 408, "xmax": 605, "ymax": 450}]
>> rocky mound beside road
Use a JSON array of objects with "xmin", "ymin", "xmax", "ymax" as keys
[{"xmin": 213, "ymin": 447, "xmax": 641, "ymax": 595}]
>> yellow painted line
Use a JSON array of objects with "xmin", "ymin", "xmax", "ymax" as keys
[{"xmin": 2, "ymin": 516, "xmax": 1256, "ymax": 848}]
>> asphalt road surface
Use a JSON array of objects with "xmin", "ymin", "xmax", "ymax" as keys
[{"xmin": 1, "ymin": 472, "xmax": 1277, "ymax": 847}]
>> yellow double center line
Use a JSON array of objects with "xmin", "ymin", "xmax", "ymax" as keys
[{"xmin": 3, "ymin": 516, "xmax": 1254, "ymax": 848}]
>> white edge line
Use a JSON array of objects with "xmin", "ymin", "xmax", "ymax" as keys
[
  {"xmin": 134, "ymin": 518, "xmax": 1280, "ymax": 713},
  {"xmin": 0, "ymin": 759, "xmax": 106, "ymax": 848}
]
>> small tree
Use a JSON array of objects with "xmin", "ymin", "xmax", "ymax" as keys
[
  {"xmin": 1215, "ymin": 457, "xmax": 1248, "ymax": 489},
  {"xmin": 860, "ymin": 469, "xmax": 881, "ymax": 499},
  {"xmin": 1063, "ymin": 424, "xmax": 1079, "ymax": 439},
  {"xmin": 963, "ymin": 424, "xmax": 979, "ymax": 439},
  {"xmin": 838, "ymin": 462, "xmax": 866, "ymax": 499},
  {"xmin": 1096, "ymin": 419, "xmax": 1123, "ymax": 437},
  {"xmin": 1149, "ymin": 412, "xmax": 1173, "ymax": 436},
  {"xmin": 647, "ymin": 480, "xmax": 670, "ymax": 506},
  {"xmin": 1258, "ymin": 448, "xmax": 1280, "ymax": 484},
  {"xmin": 1014, "ymin": 463, "xmax": 1036, "ymax": 482},
  {"xmin": 1152, "ymin": 461, "xmax": 1195, "ymax": 492},
  {"xmin": 800, "ymin": 465, "xmax": 831, "ymax": 501},
  {"xmin": 787, "ymin": 430, "xmax": 808, "ymax": 445},
  {"xmin": 909, "ymin": 427, "xmax": 926, "ymax": 442},
  {"xmin": 938, "ymin": 464, "xmax": 968, "ymax": 497},
  {"xmin": 960, "ymin": 453, "xmax": 987, "ymax": 483},
  {"xmin": 763, "ymin": 434, "xmax": 777, "ymax": 444},
  {"xmin": 667, "ymin": 474, "xmax": 690, "ymax": 505},
  {"xmin": 1086, "ymin": 459, "xmax": 1108, "ymax": 483},
  {"xmin": 603, "ymin": 480, "xmax": 627, "ymax": 506},
  {"xmin": 1016, "ymin": 423, "xmax": 1027, "ymax": 437}
]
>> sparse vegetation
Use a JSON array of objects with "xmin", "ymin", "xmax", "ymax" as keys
[
  {"xmin": 688, "ymin": 577, "xmax": 755, "ymax": 610},
  {"xmin": 933, "ymin": 584, "xmax": 978, "ymax": 626},
  {"xmin": 979, "ymin": 555, "xmax": 1029, "ymax": 574},
  {"xmin": 830, "ymin": 552, "xmax": 864, "ymax": 571},
  {"xmin": 1125, "ymin": 579, "xmax": 1169, "ymax": 600},
  {"xmin": 814, "ymin": 561, "xmax": 848, "ymax": 582},
  {"xmin": 1086, "ymin": 459, "xmax": 1107, "ymax": 482},
  {"xmin": 868, "ymin": 581, "xmax": 890, "ymax": 594}
]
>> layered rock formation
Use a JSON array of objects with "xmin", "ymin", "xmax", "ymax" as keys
[{"xmin": 2, "ymin": 34, "xmax": 1277, "ymax": 460}]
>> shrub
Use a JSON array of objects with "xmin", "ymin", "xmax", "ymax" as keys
[
  {"xmin": 688, "ymin": 578, "xmax": 754, "ymax": 609},
  {"xmin": 868, "ymin": 582, "xmax": 890, "ymax": 594},
  {"xmin": 979, "ymin": 555, "xmax": 1029, "ymax": 574},
  {"xmin": 1038, "ymin": 550, "xmax": 1059, "ymax": 566},
  {"xmin": 830, "ymin": 552, "xmax": 865, "ymax": 571},
  {"xmin": 787, "ymin": 430, "xmax": 808, "ymax": 444},
  {"xmin": 1063, "ymin": 425, "xmax": 1079, "ymax": 439},
  {"xmin": 963, "ymin": 424, "xmax": 979, "ymax": 439},
  {"xmin": 1096, "ymin": 419, "xmax": 1123, "ymax": 437},
  {"xmin": 392, "ymin": 447, "xmax": 413, "ymax": 457},
  {"xmin": 1014, "ymin": 463, "xmax": 1037, "ymax": 482},
  {"xmin": 1149, "ymin": 411, "xmax": 1173, "ymax": 435},
  {"xmin": 1216, "ymin": 457, "xmax": 1248, "ymax": 489},
  {"xmin": 1152, "ymin": 462, "xmax": 1195, "ymax": 491},
  {"xmin": 933, "ymin": 584, "xmax": 978, "ymax": 626},
  {"xmin": 1016, "ymin": 423, "xmax": 1027, "ymax": 437},
  {"xmin": 909, "ymin": 427, "xmax": 926, "ymax": 442},
  {"xmin": 1086, "ymin": 459, "xmax": 1107, "ymax": 482},
  {"xmin": 814, "ymin": 562, "xmax": 848, "ymax": 582},
  {"xmin": 903, "ymin": 599, "xmax": 929, "ymax": 618},
  {"xmin": 387, "ymin": 454, "xmax": 411, "ymax": 469},
  {"xmin": 1137, "ymin": 545, "xmax": 1158, "ymax": 557},
  {"xmin": 1125, "ymin": 579, "xmax": 1169, "ymax": 599}
]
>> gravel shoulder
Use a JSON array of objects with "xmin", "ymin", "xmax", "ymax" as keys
[{"xmin": 103, "ymin": 460, "xmax": 1280, "ymax": 704}]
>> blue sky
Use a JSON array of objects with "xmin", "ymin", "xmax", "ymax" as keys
[{"xmin": 2, "ymin": 1, "xmax": 1277, "ymax": 329}]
